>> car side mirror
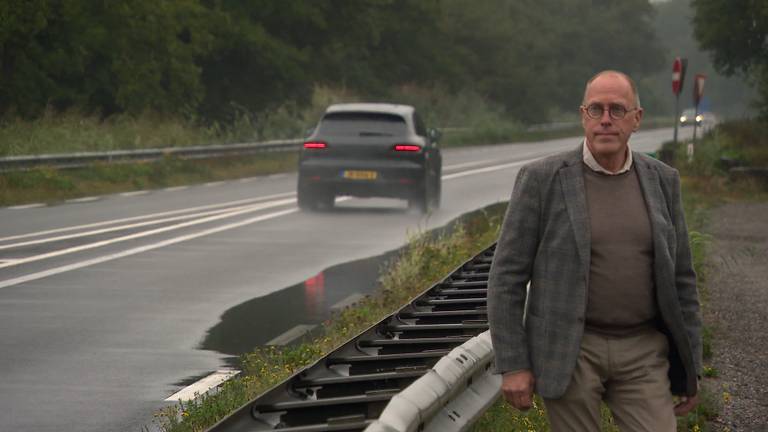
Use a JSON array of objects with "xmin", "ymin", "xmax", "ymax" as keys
[{"xmin": 428, "ymin": 128, "xmax": 441, "ymax": 143}]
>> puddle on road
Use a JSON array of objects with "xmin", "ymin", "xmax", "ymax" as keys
[{"xmin": 199, "ymin": 201, "xmax": 507, "ymax": 358}]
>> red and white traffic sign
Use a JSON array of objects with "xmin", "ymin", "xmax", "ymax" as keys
[{"xmin": 672, "ymin": 57, "xmax": 687, "ymax": 95}]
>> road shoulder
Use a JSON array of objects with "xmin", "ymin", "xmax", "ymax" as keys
[{"xmin": 704, "ymin": 201, "xmax": 768, "ymax": 429}]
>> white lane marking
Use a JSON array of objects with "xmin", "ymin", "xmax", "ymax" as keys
[
  {"xmin": 6, "ymin": 203, "xmax": 46, "ymax": 210},
  {"xmin": 268, "ymin": 174, "xmax": 287, "ymax": 179},
  {"xmin": 0, "ymin": 259, "xmax": 19, "ymax": 264},
  {"xmin": 238, "ymin": 177, "xmax": 257, "ymax": 183},
  {"xmin": 66, "ymin": 196, "xmax": 99, "ymax": 203},
  {"xmin": 442, "ymin": 158, "xmax": 540, "ymax": 181},
  {"xmin": 330, "ymin": 293, "xmax": 366, "ymax": 311},
  {"xmin": 203, "ymin": 181, "xmax": 224, "ymax": 187},
  {"xmin": 0, "ymin": 203, "xmax": 271, "ymax": 251},
  {"xmin": 162, "ymin": 186, "xmax": 188, "ymax": 192},
  {"xmin": 0, "ymin": 192, "xmax": 296, "ymax": 243},
  {"xmin": 165, "ymin": 370, "xmax": 240, "ymax": 402},
  {"xmin": 0, "ymin": 207, "xmax": 299, "ymax": 289},
  {"xmin": 266, "ymin": 325, "xmax": 317, "ymax": 346},
  {"xmin": 119, "ymin": 191, "xmax": 150, "ymax": 197},
  {"xmin": 0, "ymin": 198, "xmax": 296, "ymax": 270},
  {"xmin": 443, "ymin": 159, "xmax": 495, "ymax": 170}
]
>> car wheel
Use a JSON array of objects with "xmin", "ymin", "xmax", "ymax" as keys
[
  {"xmin": 297, "ymin": 183, "xmax": 318, "ymax": 211},
  {"xmin": 409, "ymin": 178, "xmax": 431, "ymax": 214},
  {"xmin": 317, "ymin": 190, "xmax": 335, "ymax": 210}
]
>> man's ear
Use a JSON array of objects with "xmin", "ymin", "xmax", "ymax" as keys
[{"xmin": 633, "ymin": 108, "xmax": 644, "ymax": 131}]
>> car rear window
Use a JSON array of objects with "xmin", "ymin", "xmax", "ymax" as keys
[{"xmin": 317, "ymin": 112, "xmax": 408, "ymax": 137}]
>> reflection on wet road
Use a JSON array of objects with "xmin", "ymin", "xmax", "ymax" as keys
[
  {"xmin": 200, "ymin": 250, "xmax": 397, "ymax": 355},
  {"xmin": 200, "ymin": 202, "xmax": 507, "ymax": 358}
]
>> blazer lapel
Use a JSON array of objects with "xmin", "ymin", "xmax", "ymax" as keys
[
  {"xmin": 559, "ymin": 152, "xmax": 591, "ymax": 280},
  {"xmin": 634, "ymin": 155, "xmax": 669, "ymax": 237},
  {"xmin": 634, "ymin": 155, "xmax": 674, "ymax": 291}
]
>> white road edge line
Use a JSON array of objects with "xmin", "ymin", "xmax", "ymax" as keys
[
  {"xmin": 66, "ymin": 196, "xmax": 99, "ymax": 203},
  {"xmin": 0, "ymin": 207, "xmax": 299, "ymax": 290},
  {"xmin": 0, "ymin": 198, "xmax": 296, "ymax": 270},
  {"xmin": 165, "ymin": 369, "xmax": 240, "ymax": 402},
  {"xmin": 330, "ymin": 293, "xmax": 366, "ymax": 311},
  {"xmin": 162, "ymin": 186, "xmax": 188, "ymax": 192},
  {"xmin": 119, "ymin": 191, "xmax": 150, "ymax": 197},
  {"xmin": 6, "ymin": 203, "xmax": 46, "ymax": 210},
  {"xmin": 266, "ymin": 324, "xmax": 318, "ymax": 346},
  {"xmin": 0, "ymin": 192, "xmax": 296, "ymax": 243}
]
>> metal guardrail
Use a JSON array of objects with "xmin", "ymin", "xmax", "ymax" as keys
[
  {"xmin": 206, "ymin": 244, "xmax": 499, "ymax": 432},
  {"xmin": 0, "ymin": 121, "xmax": 593, "ymax": 173},
  {"xmin": 0, "ymin": 139, "xmax": 302, "ymax": 172}
]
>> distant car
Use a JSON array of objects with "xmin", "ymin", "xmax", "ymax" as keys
[
  {"xmin": 679, "ymin": 108, "xmax": 702, "ymax": 126},
  {"xmin": 297, "ymin": 103, "xmax": 442, "ymax": 212}
]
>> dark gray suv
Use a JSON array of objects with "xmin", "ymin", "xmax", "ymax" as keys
[{"xmin": 297, "ymin": 103, "xmax": 441, "ymax": 212}]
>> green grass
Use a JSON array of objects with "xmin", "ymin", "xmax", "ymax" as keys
[
  {"xmin": 153, "ymin": 204, "xmax": 506, "ymax": 432},
  {"xmin": 0, "ymin": 152, "xmax": 298, "ymax": 206}
]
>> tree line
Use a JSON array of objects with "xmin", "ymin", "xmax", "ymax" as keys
[{"xmin": 1, "ymin": 0, "xmax": 668, "ymax": 126}]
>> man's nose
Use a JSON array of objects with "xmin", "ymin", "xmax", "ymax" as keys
[{"xmin": 600, "ymin": 108, "xmax": 613, "ymax": 125}]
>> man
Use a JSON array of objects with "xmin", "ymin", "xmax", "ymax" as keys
[{"xmin": 487, "ymin": 70, "xmax": 702, "ymax": 431}]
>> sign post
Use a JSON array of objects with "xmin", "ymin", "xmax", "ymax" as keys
[
  {"xmin": 690, "ymin": 73, "xmax": 707, "ymax": 160},
  {"xmin": 672, "ymin": 57, "xmax": 687, "ymax": 145}
]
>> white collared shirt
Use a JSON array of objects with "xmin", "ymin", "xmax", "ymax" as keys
[{"xmin": 582, "ymin": 139, "xmax": 633, "ymax": 175}]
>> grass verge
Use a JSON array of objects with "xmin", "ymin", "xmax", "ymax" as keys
[{"xmin": 153, "ymin": 203, "xmax": 506, "ymax": 432}]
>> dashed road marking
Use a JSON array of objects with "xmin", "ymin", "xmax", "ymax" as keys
[
  {"xmin": 0, "ymin": 192, "xmax": 296, "ymax": 243},
  {"xmin": 0, "ymin": 206, "xmax": 298, "ymax": 289},
  {"xmin": 0, "ymin": 198, "xmax": 296, "ymax": 270}
]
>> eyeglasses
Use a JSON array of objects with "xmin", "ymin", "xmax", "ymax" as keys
[{"xmin": 581, "ymin": 103, "xmax": 638, "ymax": 120}]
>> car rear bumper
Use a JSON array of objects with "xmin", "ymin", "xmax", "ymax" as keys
[{"xmin": 299, "ymin": 159, "xmax": 426, "ymax": 199}]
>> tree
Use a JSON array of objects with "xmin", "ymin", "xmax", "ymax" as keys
[
  {"xmin": 692, "ymin": 0, "xmax": 768, "ymax": 116},
  {"xmin": 0, "ymin": 0, "xmax": 213, "ymax": 118}
]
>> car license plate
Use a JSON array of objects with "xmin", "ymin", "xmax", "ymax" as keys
[{"xmin": 343, "ymin": 170, "xmax": 378, "ymax": 180}]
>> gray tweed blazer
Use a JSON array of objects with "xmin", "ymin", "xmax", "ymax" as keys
[{"xmin": 488, "ymin": 145, "xmax": 702, "ymax": 398}]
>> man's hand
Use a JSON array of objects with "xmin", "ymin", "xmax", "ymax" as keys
[
  {"xmin": 501, "ymin": 370, "xmax": 535, "ymax": 411},
  {"xmin": 674, "ymin": 393, "xmax": 699, "ymax": 416}
]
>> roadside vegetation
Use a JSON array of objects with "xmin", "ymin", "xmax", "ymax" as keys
[
  {"xmin": 0, "ymin": 82, "xmax": 672, "ymax": 207},
  {"xmin": 153, "ymin": 204, "xmax": 506, "ymax": 432}
]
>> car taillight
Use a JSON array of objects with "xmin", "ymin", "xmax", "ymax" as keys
[
  {"xmin": 304, "ymin": 141, "xmax": 327, "ymax": 149},
  {"xmin": 394, "ymin": 144, "xmax": 422, "ymax": 152}
]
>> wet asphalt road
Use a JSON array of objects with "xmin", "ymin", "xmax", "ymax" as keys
[{"xmin": 0, "ymin": 129, "xmax": 689, "ymax": 431}]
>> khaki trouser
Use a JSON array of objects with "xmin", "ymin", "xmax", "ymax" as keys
[{"xmin": 544, "ymin": 328, "xmax": 677, "ymax": 432}]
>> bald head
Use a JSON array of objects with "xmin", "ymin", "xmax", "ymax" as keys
[{"xmin": 583, "ymin": 70, "xmax": 641, "ymax": 108}]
